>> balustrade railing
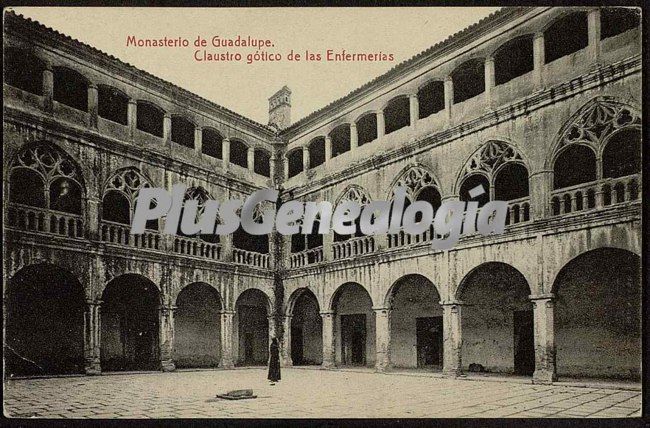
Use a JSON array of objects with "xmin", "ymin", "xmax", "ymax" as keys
[
  {"xmin": 504, "ymin": 197, "xmax": 531, "ymax": 226},
  {"xmin": 388, "ymin": 224, "xmax": 438, "ymax": 248},
  {"xmin": 290, "ymin": 246, "xmax": 324, "ymax": 268},
  {"xmin": 173, "ymin": 236, "xmax": 221, "ymax": 260},
  {"xmin": 233, "ymin": 248, "xmax": 270, "ymax": 268},
  {"xmin": 550, "ymin": 174, "xmax": 640, "ymax": 216},
  {"xmin": 332, "ymin": 235, "xmax": 375, "ymax": 260},
  {"xmin": 7, "ymin": 203, "xmax": 84, "ymax": 238},
  {"xmin": 100, "ymin": 220, "xmax": 161, "ymax": 250}
]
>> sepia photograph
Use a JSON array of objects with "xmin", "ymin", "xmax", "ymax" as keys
[{"xmin": 2, "ymin": 4, "xmax": 644, "ymax": 421}]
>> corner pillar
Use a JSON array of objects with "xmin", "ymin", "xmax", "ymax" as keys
[
  {"xmin": 530, "ymin": 294, "xmax": 557, "ymax": 384},
  {"xmin": 320, "ymin": 311, "xmax": 336, "ymax": 369},
  {"xmin": 159, "ymin": 304, "xmax": 176, "ymax": 371},
  {"xmin": 219, "ymin": 311, "xmax": 235, "ymax": 369},
  {"xmin": 441, "ymin": 300, "xmax": 463, "ymax": 377},
  {"xmin": 84, "ymin": 299, "xmax": 101, "ymax": 375},
  {"xmin": 282, "ymin": 315, "xmax": 293, "ymax": 367},
  {"xmin": 373, "ymin": 306, "xmax": 391, "ymax": 372}
]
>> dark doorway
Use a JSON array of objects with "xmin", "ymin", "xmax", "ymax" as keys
[
  {"xmin": 416, "ymin": 316, "xmax": 443, "ymax": 368},
  {"xmin": 239, "ymin": 305, "xmax": 268, "ymax": 365},
  {"xmin": 341, "ymin": 314, "xmax": 366, "ymax": 365},
  {"xmin": 291, "ymin": 325, "xmax": 304, "ymax": 365},
  {"xmin": 513, "ymin": 310, "xmax": 535, "ymax": 375}
]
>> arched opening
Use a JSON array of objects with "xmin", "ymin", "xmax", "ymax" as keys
[
  {"xmin": 136, "ymin": 101, "xmax": 164, "ymax": 137},
  {"xmin": 287, "ymin": 148, "xmax": 303, "ymax": 178},
  {"xmin": 494, "ymin": 163, "xmax": 529, "ymax": 201},
  {"xmin": 174, "ymin": 283, "xmax": 222, "ymax": 368},
  {"xmin": 602, "ymin": 129, "xmax": 641, "ymax": 178},
  {"xmin": 330, "ymin": 124, "xmax": 351, "ymax": 158},
  {"xmin": 553, "ymin": 145, "xmax": 597, "ymax": 189},
  {"xmin": 459, "ymin": 174, "xmax": 490, "ymax": 207},
  {"xmin": 4, "ymin": 48, "xmax": 44, "ymax": 95},
  {"xmin": 600, "ymin": 7, "xmax": 640, "ymax": 40},
  {"xmin": 451, "ymin": 59, "xmax": 485, "ymax": 104},
  {"xmin": 494, "ymin": 36, "xmax": 534, "ymax": 85},
  {"xmin": 102, "ymin": 168, "xmax": 158, "ymax": 230},
  {"xmin": 290, "ymin": 289, "xmax": 322, "ymax": 365},
  {"xmin": 102, "ymin": 190, "xmax": 130, "ymax": 224},
  {"xmin": 229, "ymin": 139, "xmax": 248, "ymax": 169},
  {"xmin": 6, "ymin": 264, "xmax": 85, "ymax": 376},
  {"xmin": 254, "ymin": 149, "xmax": 271, "ymax": 177},
  {"xmin": 458, "ymin": 263, "xmax": 533, "ymax": 376},
  {"xmin": 49, "ymin": 177, "xmax": 82, "ymax": 214},
  {"xmin": 544, "ymin": 12, "xmax": 588, "ymax": 64},
  {"xmin": 9, "ymin": 168, "xmax": 45, "ymax": 207},
  {"xmin": 356, "ymin": 113, "xmax": 377, "ymax": 146},
  {"xmin": 308, "ymin": 137, "xmax": 325, "ymax": 168},
  {"xmin": 201, "ymin": 128, "xmax": 223, "ymax": 159},
  {"xmin": 53, "ymin": 67, "xmax": 88, "ymax": 111},
  {"xmin": 387, "ymin": 275, "xmax": 443, "ymax": 370},
  {"xmin": 232, "ymin": 227, "xmax": 269, "ymax": 254},
  {"xmin": 332, "ymin": 283, "xmax": 375, "ymax": 367},
  {"xmin": 384, "ymin": 97, "xmax": 410, "ymax": 134},
  {"xmin": 418, "ymin": 81, "xmax": 445, "ymax": 119},
  {"xmin": 171, "ymin": 116, "xmax": 195, "ymax": 149},
  {"xmin": 553, "ymin": 248, "xmax": 640, "ymax": 380},
  {"xmin": 101, "ymin": 274, "xmax": 161, "ymax": 371},
  {"xmin": 98, "ymin": 85, "xmax": 128, "ymax": 125},
  {"xmin": 235, "ymin": 289, "xmax": 269, "ymax": 366}
]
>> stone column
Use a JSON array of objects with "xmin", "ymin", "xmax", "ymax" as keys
[
  {"xmin": 484, "ymin": 57, "xmax": 495, "ymax": 109},
  {"xmin": 302, "ymin": 146, "xmax": 310, "ymax": 171},
  {"xmin": 87, "ymin": 83, "xmax": 98, "ymax": 128},
  {"xmin": 127, "ymin": 98, "xmax": 137, "ymax": 138},
  {"xmin": 322, "ymin": 231, "xmax": 333, "ymax": 261},
  {"xmin": 441, "ymin": 300, "xmax": 463, "ymax": 377},
  {"xmin": 282, "ymin": 315, "xmax": 293, "ymax": 367},
  {"xmin": 530, "ymin": 170, "xmax": 553, "ymax": 220},
  {"xmin": 324, "ymin": 136, "xmax": 332, "ymax": 164},
  {"xmin": 222, "ymin": 234, "xmax": 234, "ymax": 262},
  {"xmin": 283, "ymin": 154, "xmax": 289, "ymax": 179},
  {"xmin": 247, "ymin": 146, "xmax": 255, "ymax": 172},
  {"xmin": 373, "ymin": 306, "xmax": 392, "ymax": 372},
  {"xmin": 194, "ymin": 126, "xmax": 202, "ymax": 154},
  {"xmin": 269, "ymin": 151, "xmax": 277, "ymax": 179},
  {"xmin": 444, "ymin": 77, "xmax": 454, "ymax": 126},
  {"xmin": 222, "ymin": 138, "xmax": 231, "ymax": 170},
  {"xmin": 409, "ymin": 93, "xmax": 419, "ymax": 129},
  {"xmin": 530, "ymin": 294, "xmax": 557, "ymax": 384},
  {"xmin": 321, "ymin": 311, "xmax": 336, "ymax": 368},
  {"xmin": 84, "ymin": 299, "xmax": 101, "ymax": 375},
  {"xmin": 86, "ymin": 197, "xmax": 100, "ymax": 240},
  {"xmin": 159, "ymin": 304, "xmax": 176, "ymax": 371},
  {"xmin": 219, "ymin": 311, "xmax": 235, "ymax": 369},
  {"xmin": 376, "ymin": 110, "xmax": 385, "ymax": 139},
  {"xmin": 163, "ymin": 113, "xmax": 172, "ymax": 145},
  {"xmin": 587, "ymin": 8, "xmax": 601, "ymax": 63},
  {"xmin": 350, "ymin": 123, "xmax": 358, "ymax": 149},
  {"xmin": 533, "ymin": 32, "xmax": 545, "ymax": 90},
  {"xmin": 42, "ymin": 65, "xmax": 54, "ymax": 112}
]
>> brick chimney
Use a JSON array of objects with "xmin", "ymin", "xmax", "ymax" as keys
[{"xmin": 268, "ymin": 86, "xmax": 291, "ymax": 130}]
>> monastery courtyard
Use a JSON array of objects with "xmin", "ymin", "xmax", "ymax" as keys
[{"xmin": 4, "ymin": 368, "xmax": 641, "ymax": 419}]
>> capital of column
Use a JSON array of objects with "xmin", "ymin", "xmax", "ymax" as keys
[
  {"xmin": 87, "ymin": 83, "xmax": 98, "ymax": 90},
  {"xmin": 128, "ymin": 97, "xmax": 137, "ymax": 105},
  {"xmin": 320, "ymin": 310, "xmax": 335, "ymax": 318},
  {"xmin": 528, "ymin": 293, "xmax": 555, "ymax": 301},
  {"xmin": 220, "ymin": 310, "xmax": 236, "ymax": 316},
  {"xmin": 86, "ymin": 299, "xmax": 102, "ymax": 307},
  {"xmin": 372, "ymin": 306, "xmax": 391, "ymax": 314},
  {"xmin": 439, "ymin": 299, "xmax": 464, "ymax": 306}
]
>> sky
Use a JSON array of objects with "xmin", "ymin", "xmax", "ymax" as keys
[{"xmin": 11, "ymin": 7, "xmax": 500, "ymax": 125}]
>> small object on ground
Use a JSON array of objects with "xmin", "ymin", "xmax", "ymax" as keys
[
  {"xmin": 216, "ymin": 389, "xmax": 257, "ymax": 400},
  {"xmin": 468, "ymin": 363, "xmax": 486, "ymax": 373}
]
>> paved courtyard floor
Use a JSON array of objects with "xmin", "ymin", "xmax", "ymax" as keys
[{"xmin": 3, "ymin": 368, "xmax": 642, "ymax": 419}]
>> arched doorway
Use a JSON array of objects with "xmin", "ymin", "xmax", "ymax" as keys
[
  {"xmin": 289, "ymin": 289, "xmax": 322, "ymax": 365},
  {"xmin": 387, "ymin": 274, "xmax": 443, "ymax": 370},
  {"xmin": 235, "ymin": 289, "xmax": 269, "ymax": 366},
  {"xmin": 101, "ymin": 274, "xmax": 161, "ymax": 371},
  {"xmin": 174, "ymin": 283, "xmax": 222, "ymax": 368},
  {"xmin": 6, "ymin": 264, "xmax": 85, "ymax": 376},
  {"xmin": 553, "ymin": 248, "xmax": 640, "ymax": 380},
  {"xmin": 458, "ymin": 263, "xmax": 533, "ymax": 375},
  {"xmin": 331, "ymin": 282, "xmax": 375, "ymax": 367}
]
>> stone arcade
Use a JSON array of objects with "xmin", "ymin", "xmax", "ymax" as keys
[{"xmin": 3, "ymin": 7, "xmax": 642, "ymax": 384}]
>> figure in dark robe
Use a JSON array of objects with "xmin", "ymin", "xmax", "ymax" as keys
[{"xmin": 267, "ymin": 337, "xmax": 281, "ymax": 384}]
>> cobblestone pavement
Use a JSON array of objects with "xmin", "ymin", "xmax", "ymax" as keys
[{"xmin": 3, "ymin": 368, "xmax": 642, "ymax": 419}]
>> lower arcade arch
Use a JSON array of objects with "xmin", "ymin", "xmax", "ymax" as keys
[
  {"xmin": 386, "ymin": 274, "xmax": 443, "ymax": 369},
  {"xmin": 331, "ymin": 282, "xmax": 375, "ymax": 367},
  {"xmin": 6, "ymin": 263, "xmax": 86, "ymax": 376},
  {"xmin": 288, "ymin": 288, "xmax": 322, "ymax": 365},
  {"xmin": 234, "ymin": 289, "xmax": 270, "ymax": 366},
  {"xmin": 100, "ymin": 274, "xmax": 162, "ymax": 371},
  {"xmin": 552, "ymin": 248, "xmax": 640, "ymax": 380},
  {"xmin": 174, "ymin": 283, "xmax": 223, "ymax": 368},
  {"xmin": 458, "ymin": 263, "xmax": 533, "ymax": 375}
]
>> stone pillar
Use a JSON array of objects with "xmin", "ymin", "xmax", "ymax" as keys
[
  {"xmin": 194, "ymin": 126, "xmax": 202, "ymax": 154},
  {"xmin": 84, "ymin": 299, "xmax": 101, "ymax": 375},
  {"xmin": 219, "ymin": 311, "xmax": 235, "ymax": 369},
  {"xmin": 127, "ymin": 98, "xmax": 137, "ymax": 138},
  {"xmin": 530, "ymin": 294, "xmax": 557, "ymax": 384},
  {"xmin": 587, "ymin": 8, "xmax": 601, "ymax": 63},
  {"xmin": 283, "ymin": 154, "xmax": 289, "ymax": 179},
  {"xmin": 533, "ymin": 32, "xmax": 545, "ymax": 89},
  {"xmin": 302, "ymin": 146, "xmax": 310, "ymax": 171},
  {"xmin": 86, "ymin": 197, "xmax": 100, "ymax": 240},
  {"xmin": 444, "ymin": 77, "xmax": 453, "ymax": 126},
  {"xmin": 530, "ymin": 170, "xmax": 553, "ymax": 220},
  {"xmin": 87, "ymin": 83, "xmax": 98, "ymax": 128},
  {"xmin": 163, "ymin": 113, "xmax": 172, "ymax": 145},
  {"xmin": 222, "ymin": 234, "xmax": 234, "ymax": 262},
  {"xmin": 484, "ymin": 57, "xmax": 495, "ymax": 109},
  {"xmin": 441, "ymin": 300, "xmax": 463, "ymax": 377},
  {"xmin": 350, "ymin": 123, "xmax": 358, "ymax": 149},
  {"xmin": 409, "ymin": 93, "xmax": 419, "ymax": 129},
  {"xmin": 42, "ymin": 65, "xmax": 54, "ymax": 112},
  {"xmin": 222, "ymin": 138, "xmax": 230, "ymax": 169},
  {"xmin": 376, "ymin": 110, "xmax": 385, "ymax": 139},
  {"xmin": 159, "ymin": 304, "xmax": 176, "ymax": 371},
  {"xmin": 373, "ymin": 306, "xmax": 391, "ymax": 372},
  {"xmin": 282, "ymin": 315, "xmax": 293, "ymax": 367},
  {"xmin": 322, "ymin": 231, "xmax": 333, "ymax": 261},
  {"xmin": 321, "ymin": 311, "xmax": 336, "ymax": 368},
  {"xmin": 247, "ymin": 146, "xmax": 255, "ymax": 172},
  {"xmin": 269, "ymin": 152, "xmax": 277, "ymax": 179},
  {"xmin": 324, "ymin": 136, "xmax": 332, "ymax": 163}
]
